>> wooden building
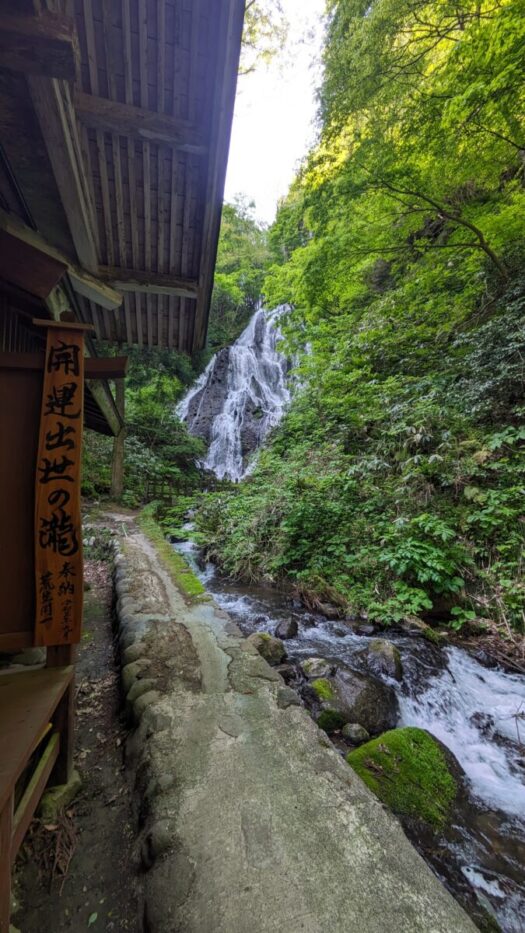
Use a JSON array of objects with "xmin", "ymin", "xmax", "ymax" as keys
[{"xmin": 0, "ymin": 2, "xmax": 244, "ymax": 928}]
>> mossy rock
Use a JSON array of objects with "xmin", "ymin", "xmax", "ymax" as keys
[
  {"xmin": 311, "ymin": 678, "xmax": 335, "ymax": 702},
  {"xmin": 346, "ymin": 727, "xmax": 460, "ymax": 830},
  {"xmin": 365, "ymin": 639, "xmax": 403, "ymax": 681},
  {"xmin": 246, "ymin": 632, "xmax": 286, "ymax": 666},
  {"xmin": 317, "ymin": 708, "xmax": 346, "ymax": 733}
]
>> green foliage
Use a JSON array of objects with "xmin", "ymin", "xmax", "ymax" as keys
[
  {"xmin": 346, "ymin": 727, "xmax": 458, "ymax": 830},
  {"xmin": 196, "ymin": 0, "xmax": 525, "ymax": 633},
  {"xmin": 82, "ymin": 347, "xmax": 204, "ymax": 504},
  {"xmin": 241, "ymin": 0, "xmax": 287, "ymax": 76}
]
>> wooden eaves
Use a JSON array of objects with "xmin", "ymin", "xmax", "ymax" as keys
[{"xmin": 0, "ymin": 0, "xmax": 245, "ymax": 353}]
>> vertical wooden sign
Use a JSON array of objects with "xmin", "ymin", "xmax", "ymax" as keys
[{"xmin": 34, "ymin": 322, "xmax": 88, "ymax": 646}]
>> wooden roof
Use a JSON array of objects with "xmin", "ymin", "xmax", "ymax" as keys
[{"xmin": 0, "ymin": 0, "xmax": 245, "ymax": 353}]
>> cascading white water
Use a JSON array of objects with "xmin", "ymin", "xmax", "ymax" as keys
[
  {"xmin": 177, "ymin": 307, "xmax": 290, "ymax": 481},
  {"xmin": 398, "ymin": 646, "xmax": 525, "ymax": 817}
]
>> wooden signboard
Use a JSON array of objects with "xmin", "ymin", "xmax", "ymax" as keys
[{"xmin": 34, "ymin": 321, "xmax": 90, "ymax": 646}]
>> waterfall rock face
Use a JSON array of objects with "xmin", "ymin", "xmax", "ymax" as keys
[{"xmin": 178, "ymin": 308, "xmax": 290, "ymax": 481}]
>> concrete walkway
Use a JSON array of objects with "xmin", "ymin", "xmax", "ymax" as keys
[{"xmin": 112, "ymin": 514, "xmax": 477, "ymax": 933}]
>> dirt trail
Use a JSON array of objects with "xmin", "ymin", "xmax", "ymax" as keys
[{"xmin": 15, "ymin": 546, "xmax": 141, "ymax": 933}]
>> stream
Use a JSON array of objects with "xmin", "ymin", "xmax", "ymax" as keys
[{"xmin": 174, "ymin": 533, "xmax": 525, "ymax": 933}]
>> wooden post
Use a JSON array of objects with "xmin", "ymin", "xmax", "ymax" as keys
[
  {"xmin": 110, "ymin": 378, "xmax": 126, "ymax": 499},
  {"xmin": 47, "ymin": 645, "xmax": 76, "ymax": 784}
]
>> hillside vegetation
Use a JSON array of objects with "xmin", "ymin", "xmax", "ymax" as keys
[{"xmin": 198, "ymin": 0, "xmax": 525, "ymax": 633}]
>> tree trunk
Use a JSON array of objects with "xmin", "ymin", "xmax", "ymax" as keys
[{"xmin": 110, "ymin": 378, "xmax": 126, "ymax": 500}]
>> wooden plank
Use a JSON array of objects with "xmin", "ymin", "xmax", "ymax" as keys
[
  {"xmin": 121, "ymin": 0, "xmax": 134, "ymax": 105},
  {"xmin": 0, "ymin": 230, "xmax": 66, "ymax": 299},
  {"xmin": 168, "ymin": 295, "xmax": 175, "ymax": 348},
  {"xmin": 0, "ymin": 353, "xmax": 128, "ymax": 379},
  {"xmin": 0, "ymin": 11, "xmax": 79, "ymax": 80},
  {"xmin": 98, "ymin": 267, "xmax": 198, "ymax": 298},
  {"xmin": 135, "ymin": 293, "xmax": 143, "ymax": 348},
  {"xmin": 146, "ymin": 295, "xmax": 153, "ymax": 348},
  {"xmin": 138, "ymin": 0, "xmax": 148, "ymax": 110},
  {"xmin": 82, "ymin": 0, "xmax": 98, "ymax": 92},
  {"xmin": 73, "ymin": 96, "xmax": 207, "ymax": 154},
  {"xmin": 123, "ymin": 297, "xmax": 133, "ymax": 344},
  {"xmin": 85, "ymin": 378, "xmax": 122, "ymax": 436},
  {"xmin": 47, "ymin": 646, "xmax": 75, "ymax": 785},
  {"xmin": 112, "ymin": 135, "xmax": 127, "ymax": 268},
  {"xmin": 96, "ymin": 129, "xmax": 115, "ymax": 267},
  {"xmin": 0, "ymin": 633, "xmax": 32, "ymax": 652},
  {"xmin": 168, "ymin": 149, "xmax": 178, "ymax": 273},
  {"xmin": 10, "ymin": 732, "xmax": 60, "ymax": 862},
  {"xmin": 157, "ymin": 1, "xmax": 165, "ymax": 114},
  {"xmin": 28, "ymin": 77, "xmax": 99, "ymax": 274},
  {"xmin": 67, "ymin": 269, "xmax": 122, "ymax": 311},
  {"xmin": 127, "ymin": 141, "xmax": 139, "ymax": 268},
  {"xmin": 0, "ymin": 208, "xmax": 121, "ymax": 310},
  {"xmin": 0, "ymin": 667, "xmax": 74, "ymax": 814},
  {"xmin": 157, "ymin": 147, "xmax": 165, "ymax": 272},
  {"xmin": 32, "ymin": 318, "xmax": 94, "ymax": 333},
  {"xmin": 143, "ymin": 141, "xmax": 151, "ymax": 272}
]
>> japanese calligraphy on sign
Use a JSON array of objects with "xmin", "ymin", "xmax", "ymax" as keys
[{"xmin": 34, "ymin": 326, "xmax": 85, "ymax": 646}]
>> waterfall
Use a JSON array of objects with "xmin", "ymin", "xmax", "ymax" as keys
[{"xmin": 177, "ymin": 307, "xmax": 290, "ymax": 481}]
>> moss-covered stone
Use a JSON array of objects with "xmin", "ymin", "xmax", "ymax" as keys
[
  {"xmin": 300, "ymin": 657, "xmax": 332, "ymax": 678},
  {"xmin": 421, "ymin": 627, "xmax": 448, "ymax": 646},
  {"xmin": 346, "ymin": 727, "xmax": 459, "ymax": 830},
  {"xmin": 317, "ymin": 708, "xmax": 346, "ymax": 733},
  {"xmin": 246, "ymin": 632, "xmax": 286, "ymax": 665},
  {"xmin": 311, "ymin": 678, "xmax": 335, "ymax": 702}
]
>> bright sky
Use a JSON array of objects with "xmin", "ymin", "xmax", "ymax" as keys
[{"xmin": 224, "ymin": 0, "xmax": 326, "ymax": 225}]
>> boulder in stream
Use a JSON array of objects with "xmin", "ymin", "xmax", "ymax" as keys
[
  {"xmin": 246, "ymin": 632, "xmax": 285, "ymax": 666},
  {"xmin": 310, "ymin": 666, "xmax": 398, "ymax": 736},
  {"xmin": 300, "ymin": 657, "xmax": 335, "ymax": 679},
  {"xmin": 346, "ymin": 727, "xmax": 462, "ymax": 832},
  {"xmin": 275, "ymin": 617, "xmax": 298, "ymax": 640},
  {"xmin": 331, "ymin": 666, "xmax": 398, "ymax": 734},
  {"xmin": 342, "ymin": 722, "xmax": 370, "ymax": 745},
  {"xmin": 365, "ymin": 639, "xmax": 403, "ymax": 681}
]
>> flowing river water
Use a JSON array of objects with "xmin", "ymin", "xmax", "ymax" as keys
[{"xmin": 174, "ymin": 533, "xmax": 525, "ymax": 932}]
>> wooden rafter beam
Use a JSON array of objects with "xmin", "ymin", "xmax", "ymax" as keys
[
  {"xmin": 98, "ymin": 267, "xmax": 200, "ymax": 299},
  {"xmin": 28, "ymin": 77, "xmax": 99, "ymax": 274},
  {"xmin": 0, "ymin": 353, "xmax": 128, "ymax": 380},
  {"xmin": 0, "ymin": 11, "xmax": 79, "ymax": 80},
  {"xmin": 74, "ymin": 91, "xmax": 208, "ymax": 155},
  {"xmin": 193, "ymin": 0, "xmax": 245, "ymax": 352},
  {"xmin": 0, "ymin": 207, "xmax": 122, "ymax": 310}
]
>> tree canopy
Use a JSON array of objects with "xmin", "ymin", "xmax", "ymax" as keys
[{"xmin": 198, "ymin": 0, "xmax": 525, "ymax": 633}]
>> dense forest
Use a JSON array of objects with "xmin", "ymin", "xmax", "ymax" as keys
[
  {"xmin": 84, "ymin": 0, "xmax": 525, "ymax": 638},
  {"xmin": 197, "ymin": 0, "xmax": 525, "ymax": 636}
]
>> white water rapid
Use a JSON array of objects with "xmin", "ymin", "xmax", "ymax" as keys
[
  {"xmin": 398, "ymin": 645, "xmax": 525, "ymax": 818},
  {"xmin": 177, "ymin": 308, "xmax": 289, "ymax": 481},
  {"xmin": 173, "ymin": 531, "xmax": 525, "ymax": 931}
]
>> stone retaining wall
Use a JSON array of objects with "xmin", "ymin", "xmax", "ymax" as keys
[{"xmin": 113, "ymin": 525, "xmax": 477, "ymax": 933}]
